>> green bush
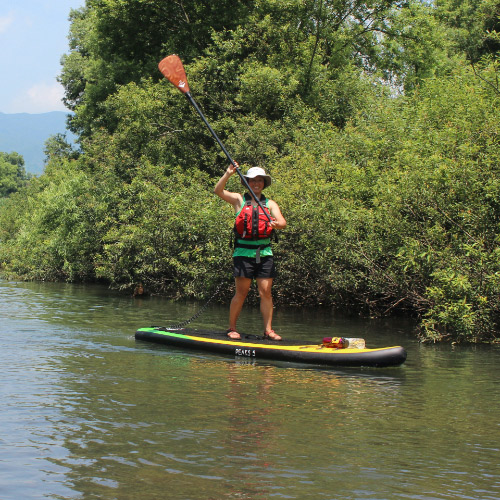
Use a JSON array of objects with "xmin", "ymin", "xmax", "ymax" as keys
[{"xmin": 1, "ymin": 31, "xmax": 499, "ymax": 343}]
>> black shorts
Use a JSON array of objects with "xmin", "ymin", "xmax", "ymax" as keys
[{"xmin": 233, "ymin": 256, "xmax": 277, "ymax": 279}]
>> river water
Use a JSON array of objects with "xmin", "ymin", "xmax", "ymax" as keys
[{"xmin": 0, "ymin": 279, "xmax": 499, "ymax": 500}]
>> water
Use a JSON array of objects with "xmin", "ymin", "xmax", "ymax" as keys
[{"xmin": 0, "ymin": 279, "xmax": 499, "ymax": 500}]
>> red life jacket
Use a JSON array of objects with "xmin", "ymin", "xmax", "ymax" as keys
[{"xmin": 234, "ymin": 193, "xmax": 273, "ymax": 240}]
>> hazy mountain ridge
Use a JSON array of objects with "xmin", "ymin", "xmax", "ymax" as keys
[{"xmin": 0, "ymin": 111, "xmax": 75, "ymax": 175}]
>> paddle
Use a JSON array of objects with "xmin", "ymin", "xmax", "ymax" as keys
[{"xmin": 158, "ymin": 54, "xmax": 272, "ymax": 222}]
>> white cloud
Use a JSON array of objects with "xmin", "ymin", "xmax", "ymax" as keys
[
  {"xmin": 0, "ymin": 14, "xmax": 14, "ymax": 33},
  {"xmin": 10, "ymin": 81, "xmax": 68, "ymax": 114}
]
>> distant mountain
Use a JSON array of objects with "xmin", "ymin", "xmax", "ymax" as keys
[{"xmin": 0, "ymin": 111, "xmax": 76, "ymax": 175}]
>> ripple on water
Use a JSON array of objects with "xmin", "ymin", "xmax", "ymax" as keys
[{"xmin": 1, "ymin": 279, "xmax": 500, "ymax": 500}]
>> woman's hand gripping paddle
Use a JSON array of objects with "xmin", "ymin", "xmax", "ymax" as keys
[{"xmin": 158, "ymin": 54, "xmax": 272, "ymax": 222}]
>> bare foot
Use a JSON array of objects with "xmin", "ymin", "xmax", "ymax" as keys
[
  {"xmin": 264, "ymin": 330, "xmax": 282, "ymax": 341},
  {"xmin": 226, "ymin": 329, "xmax": 241, "ymax": 340}
]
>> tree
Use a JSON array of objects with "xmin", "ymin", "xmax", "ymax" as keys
[
  {"xmin": 60, "ymin": 0, "xmax": 463, "ymax": 141},
  {"xmin": 0, "ymin": 152, "xmax": 30, "ymax": 197},
  {"xmin": 434, "ymin": 0, "xmax": 500, "ymax": 62},
  {"xmin": 59, "ymin": 0, "xmax": 254, "ymax": 137},
  {"xmin": 44, "ymin": 133, "xmax": 79, "ymax": 164}
]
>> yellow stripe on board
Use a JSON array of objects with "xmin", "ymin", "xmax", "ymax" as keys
[{"xmin": 159, "ymin": 331, "xmax": 398, "ymax": 354}]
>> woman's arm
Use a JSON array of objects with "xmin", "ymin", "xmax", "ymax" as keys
[
  {"xmin": 268, "ymin": 200, "xmax": 287, "ymax": 230},
  {"xmin": 214, "ymin": 164, "xmax": 243, "ymax": 212}
]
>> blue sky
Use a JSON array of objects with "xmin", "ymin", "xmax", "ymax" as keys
[{"xmin": 0, "ymin": 0, "xmax": 84, "ymax": 114}]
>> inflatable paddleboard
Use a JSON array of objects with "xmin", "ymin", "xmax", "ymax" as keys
[{"xmin": 135, "ymin": 327, "xmax": 407, "ymax": 368}]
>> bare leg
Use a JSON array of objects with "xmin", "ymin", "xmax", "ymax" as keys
[
  {"xmin": 229, "ymin": 277, "xmax": 252, "ymax": 332},
  {"xmin": 257, "ymin": 278, "xmax": 274, "ymax": 333}
]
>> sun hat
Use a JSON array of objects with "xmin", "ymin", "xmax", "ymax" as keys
[{"xmin": 242, "ymin": 167, "xmax": 272, "ymax": 189}]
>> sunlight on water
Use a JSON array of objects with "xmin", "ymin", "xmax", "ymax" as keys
[{"xmin": 1, "ymin": 279, "xmax": 499, "ymax": 500}]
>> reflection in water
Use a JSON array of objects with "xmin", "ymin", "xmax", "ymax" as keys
[
  {"xmin": 1, "ymin": 280, "xmax": 499, "ymax": 500},
  {"xmin": 42, "ymin": 351, "xmax": 406, "ymax": 500}
]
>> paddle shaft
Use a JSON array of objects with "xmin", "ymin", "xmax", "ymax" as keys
[{"xmin": 184, "ymin": 92, "xmax": 272, "ymax": 222}]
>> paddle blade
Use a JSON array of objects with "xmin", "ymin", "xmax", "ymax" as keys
[{"xmin": 158, "ymin": 54, "xmax": 190, "ymax": 93}]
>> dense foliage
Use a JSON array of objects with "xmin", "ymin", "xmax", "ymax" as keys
[
  {"xmin": 1, "ymin": 0, "xmax": 499, "ymax": 342},
  {"xmin": 0, "ymin": 152, "xmax": 31, "ymax": 198}
]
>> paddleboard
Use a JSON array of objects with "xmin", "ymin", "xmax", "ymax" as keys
[{"xmin": 135, "ymin": 327, "xmax": 407, "ymax": 368}]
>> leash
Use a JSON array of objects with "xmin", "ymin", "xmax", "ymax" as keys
[{"xmin": 165, "ymin": 278, "xmax": 231, "ymax": 329}]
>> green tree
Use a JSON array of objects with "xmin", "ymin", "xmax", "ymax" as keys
[
  {"xmin": 0, "ymin": 162, "xmax": 105, "ymax": 281},
  {"xmin": 434, "ymin": 0, "xmax": 500, "ymax": 61},
  {"xmin": 44, "ymin": 133, "xmax": 79, "ymax": 165},
  {"xmin": 0, "ymin": 152, "xmax": 30, "ymax": 197},
  {"xmin": 59, "ymin": 0, "xmax": 254, "ymax": 137},
  {"xmin": 61, "ymin": 0, "xmax": 461, "ymax": 141}
]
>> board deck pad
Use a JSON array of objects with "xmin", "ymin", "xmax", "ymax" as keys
[{"xmin": 153, "ymin": 327, "xmax": 354, "ymax": 346}]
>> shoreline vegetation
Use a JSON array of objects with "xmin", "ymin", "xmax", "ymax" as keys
[{"xmin": 1, "ymin": 0, "xmax": 499, "ymax": 343}]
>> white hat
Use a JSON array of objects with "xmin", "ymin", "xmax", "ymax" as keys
[{"xmin": 243, "ymin": 167, "xmax": 272, "ymax": 189}]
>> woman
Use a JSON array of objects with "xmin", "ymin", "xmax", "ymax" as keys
[{"xmin": 214, "ymin": 163, "xmax": 287, "ymax": 340}]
